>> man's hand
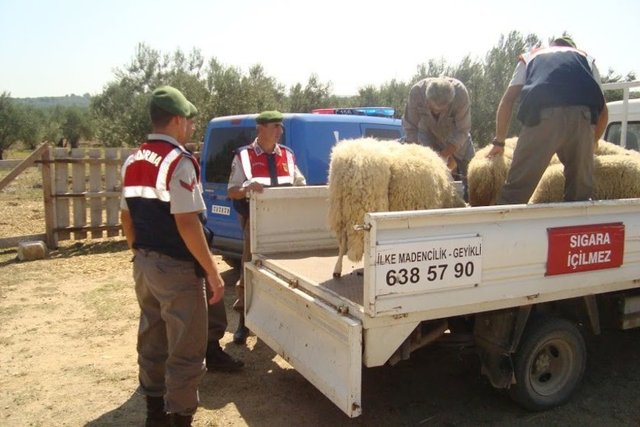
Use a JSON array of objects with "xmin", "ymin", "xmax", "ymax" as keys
[
  {"xmin": 486, "ymin": 145, "xmax": 504, "ymax": 159},
  {"xmin": 206, "ymin": 269, "xmax": 225, "ymax": 305},
  {"xmin": 445, "ymin": 155, "xmax": 457, "ymax": 172},
  {"xmin": 244, "ymin": 181, "xmax": 265, "ymax": 194}
]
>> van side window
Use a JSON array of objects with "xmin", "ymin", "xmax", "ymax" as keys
[
  {"xmin": 605, "ymin": 122, "xmax": 640, "ymax": 151},
  {"xmin": 363, "ymin": 127, "xmax": 402, "ymax": 140},
  {"xmin": 203, "ymin": 127, "xmax": 256, "ymax": 183}
]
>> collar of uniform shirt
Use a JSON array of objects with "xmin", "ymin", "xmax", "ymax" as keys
[
  {"xmin": 251, "ymin": 139, "xmax": 282, "ymax": 156},
  {"xmin": 147, "ymin": 133, "xmax": 185, "ymax": 151}
]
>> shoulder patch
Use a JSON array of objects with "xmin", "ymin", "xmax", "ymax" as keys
[{"xmin": 179, "ymin": 178, "xmax": 196, "ymax": 192}]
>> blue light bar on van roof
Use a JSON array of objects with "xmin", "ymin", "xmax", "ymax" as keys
[{"xmin": 312, "ymin": 107, "xmax": 395, "ymax": 118}]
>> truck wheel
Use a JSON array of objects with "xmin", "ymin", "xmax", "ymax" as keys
[{"xmin": 508, "ymin": 317, "xmax": 586, "ymax": 411}]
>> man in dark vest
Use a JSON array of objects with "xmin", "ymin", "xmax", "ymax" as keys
[
  {"xmin": 227, "ymin": 110, "xmax": 306, "ymax": 344},
  {"xmin": 487, "ymin": 36, "xmax": 608, "ymax": 204},
  {"xmin": 120, "ymin": 85, "xmax": 224, "ymax": 426}
]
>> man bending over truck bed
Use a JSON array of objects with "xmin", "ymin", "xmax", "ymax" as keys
[{"xmin": 487, "ymin": 35, "xmax": 608, "ymax": 204}]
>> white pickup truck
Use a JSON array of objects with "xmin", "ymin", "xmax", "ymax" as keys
[
  {"xmin": 243, "ymin": 82, "xmax": 640, "ymax": 418},
  {"xmin": 244, "ymin": 186, "xmax": 640, "ymax": 417}
]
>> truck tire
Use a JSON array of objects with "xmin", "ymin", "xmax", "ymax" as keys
[{"xmin": 508, "ymin": 317, "xmax": 586, "ymax": 411}]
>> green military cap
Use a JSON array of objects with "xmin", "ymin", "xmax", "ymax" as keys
[
  {"xmin": 552, "ymin": 35, "xmax": 577, "ymax": 48},
  {"xmin": 187, "ymin": 101, "xmax": 198, "ymax": 119},
  {"xmin": 256, "ymin": 110, "xmax": 283, "ymax": 124},
  {"xmin": 150, "ymin": 85, "xmax": 195, "ymax": 118}
]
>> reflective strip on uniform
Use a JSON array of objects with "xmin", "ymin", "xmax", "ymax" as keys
[
  {"xmin": 239, "ymin": 149, "xmax": 253, "ymax": 180},
  {"xmin": 250, "ymin": 177, "xmax": 272, "ymax": 185},
  {"xmin": 285, "ymin": 150, "xmax": 295, "ymax": 181},
  {"xmin": 277, "ymin": 175, "xmax": 294, "ymax": 185},
  {"xmin": 156, "ymin": 148, "xmax": 183, "ymax": 191},
  {"xmin": 122, "ymin": 185, "xmax": 170, "ymax": 202}
]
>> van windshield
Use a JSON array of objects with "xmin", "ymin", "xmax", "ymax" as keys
[
  {"xmin": 203, "ymin": 127, "xmax": 257, "ymax": 183},
  {"xmin": 203, "ymin": 126, "xmax": 289, "ymax": 183}
]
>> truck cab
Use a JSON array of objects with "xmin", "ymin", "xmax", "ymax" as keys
[
  {"xmin": 200, "ymin": 112, "xmax": 404, "ymax": 261},
  {"xmin": 603, "ymin": 97, "xmax": 640, "ymax": 150}
]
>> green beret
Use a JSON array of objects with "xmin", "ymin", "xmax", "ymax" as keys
[
  {"xmin": 552, "ymin": 36, "xmax": 577, "ymax": 48},
  {"xmin": 150, "ymin": 85, "xmax": 194, "ymax": 118},
  {"xmin": 256, "ymin": 110, "xmax": 283, "ymax": 124},
  {"xmin": 187, "ymin": 101, "xmax": 198, "ymax": 119}
]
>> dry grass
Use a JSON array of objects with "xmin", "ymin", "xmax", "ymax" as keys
[{"xmin": 0, "ymin": 162, "xmax": 45, "ymax": 238}]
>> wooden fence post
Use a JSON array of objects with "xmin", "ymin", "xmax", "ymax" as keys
[
  {"xmin": 106, "ymin": 148, "xmax": 123, "ymax": 237},
  {"xmin": 53, "ymin": 148, "xmax": 71, "ymax": 241},
  {"xmin": 71, "ymin": 148, "xmax": 87, "ymax": 239},
  {"xmin": 42, "ymin": 146, "xmax": 58, "ymax": 248},
  {"xmin": 88, "ymin": 149, "xmax": 103, "ymax": 239}
]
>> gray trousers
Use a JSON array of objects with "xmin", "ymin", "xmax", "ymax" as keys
[
  {"xmin": 207, "ymin": 290, "xmax": 228, "ymax": 344},
  {"xmin": 133, "ymin": 249, "xmax": 207, "ymax": 415},
  {"xmin": 499, "ymin": 106, "xmax": 595, "ymax": 205},
  {"xmin": 233, "ymin": 214, "xmax": 251, "ymax": 312}
]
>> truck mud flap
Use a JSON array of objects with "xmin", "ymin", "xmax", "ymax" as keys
[{"xmin": 245, "ymin": 262, "xmax": 363, "ymax": 418}]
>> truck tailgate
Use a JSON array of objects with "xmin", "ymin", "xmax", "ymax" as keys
[{"xmin": 245, "ymin": 261, "xmax": 363, "ymax": 417}]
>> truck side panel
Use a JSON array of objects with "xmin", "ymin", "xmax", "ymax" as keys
[
  {"xmin": 363, "ymin": 201, "xmax": 640, "ymax": 319},
  {"xmin": 245, "ymin": 263, "xmax": 363, "ymax": 417}
]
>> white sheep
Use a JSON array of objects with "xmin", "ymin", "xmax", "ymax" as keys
[
  {"xmin": 467, "ymin": 137, "xmax": 618, "ymax": 207},
  {"xmin": 596, "ymin": 139, "xmax": 640, "ymax": 157},
  {"xmin": 467, "ymin": 137, "xmax": 516, "ymax": 206},
  {"xmin": 328, "ymin": 138, "xmax": 394, "ymax": 272},
  {"xmin": 529, "ymin": 154, "xmax": 640, "ymax": 203},
  {"xmin": 328, "ymin": 138, "xmax": 464, "ymax": 277},
  {"xmin": 388, "ymin": 143, "xmax": 466, "ymax": 211}
]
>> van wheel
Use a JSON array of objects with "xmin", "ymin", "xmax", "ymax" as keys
[{"xmin": 508, "ymin": 317, "xmax": 586, "ymax": 411}]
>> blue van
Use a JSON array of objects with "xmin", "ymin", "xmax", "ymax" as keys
[{"xmin": 200, "ymin": 112, "xmax": 404, "ymax": 261}]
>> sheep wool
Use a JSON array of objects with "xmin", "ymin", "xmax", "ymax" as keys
[
  {"xmin": 388, "ymin": 143, "xmax": 465, "ymax": 211},
  {"xmin": 595, "ymin": 139, "xmax": 640, "ymax": 157},
  {"xmin": 467, "ymin": 137, "xmax": 516, "ymax": 206},
  {"xmin": 529, "ymin": 154, "xmax": 640, "ymax": 203},
  {"xmin": 467, "ymin": 136, "xmax": 565, "ymax": 207},
  {"xmin": 328, "ymin": 138, "xmax": 395, "ymax": 265},
  {"xmin": 328, "ymin": 137, "xmax": 464, "ymax": 277}
]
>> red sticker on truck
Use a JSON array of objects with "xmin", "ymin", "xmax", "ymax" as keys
[{"xmin": 546, "ymin": 222, "xmax": 624, "ymax": 276}]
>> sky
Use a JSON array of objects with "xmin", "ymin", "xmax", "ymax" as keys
[{"xmin": 1, "ymin": 0, "xmax": 639, "ymax": 98}]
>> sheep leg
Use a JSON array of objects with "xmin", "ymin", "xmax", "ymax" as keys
[{"xmin": 333, "ymin": 232, "xmax": 346, "ymax": 278}]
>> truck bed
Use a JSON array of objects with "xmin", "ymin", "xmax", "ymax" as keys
[{"xmin": 260, "ymin": 248, "xmax": 364, "ymax": 307}]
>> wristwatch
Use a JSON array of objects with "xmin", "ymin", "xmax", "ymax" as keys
[{"xmin": 492, "ymin": 137, "xmax": 505, "ymax": 147}]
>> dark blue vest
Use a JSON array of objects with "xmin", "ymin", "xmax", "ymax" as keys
[{"xmin": 517, "ymin": 48, "xmax": 605, "ymax": 127}]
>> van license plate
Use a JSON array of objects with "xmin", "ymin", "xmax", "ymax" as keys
[{"xmin": 211, "ymin": 205, "xmax": 231, "ymax": 215}]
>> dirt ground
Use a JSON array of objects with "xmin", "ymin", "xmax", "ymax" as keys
[{"xmin": 2, "ymin": 162, "xmax": 640, "ymax": 426}]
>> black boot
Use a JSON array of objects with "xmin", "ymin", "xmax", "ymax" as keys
[
  {"xmin": 206, "ymin": 344, "xmax": 244, "ymax": 372},
  {"xmin": 171, "ymin": 413, "xmax": 193, "ymax": 427},
  {"xmin": 145, "ymin": 396, "xmax": 171, "ymax": 427},
  {"xmin": 233, "ymin": 314, "xmax": 249, "ymax": 345}
]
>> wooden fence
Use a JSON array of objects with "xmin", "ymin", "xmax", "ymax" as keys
[
  {"xmin": 0, "ymin": 144, "xmax": 134, "ymax": 248},
  {"xmin": 42, "ymin": 146, "xmax": 134, "ymax": 247}
]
